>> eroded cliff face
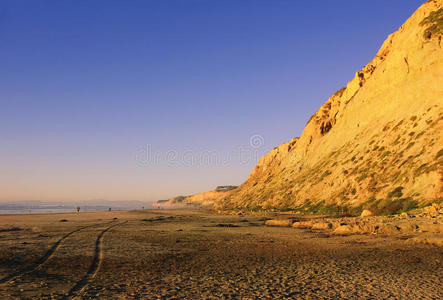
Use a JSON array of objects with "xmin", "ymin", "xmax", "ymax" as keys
[
  {"xmin": 156, "ymin": 186, "xmax": 237, "ymax": 208},
  {"xmin": 217, "ymin": 1, "xmax": 443, "ymax": 214}
]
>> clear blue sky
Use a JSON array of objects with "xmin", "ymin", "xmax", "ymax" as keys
[{"xmin": 0, "ymin": 0, "xmax": 424, "ymax": 202}]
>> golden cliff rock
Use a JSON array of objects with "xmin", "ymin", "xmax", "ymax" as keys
[{"xmin": 217, "ymin": 1, "xmax": 443, "ymax": 214}]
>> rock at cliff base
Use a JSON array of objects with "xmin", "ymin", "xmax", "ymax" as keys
[
  {"xmin": 292, "ymin": 221, "xmax": 314, "ymax": 229},
  {"xmin": 333, "ymin": 225, "xmax": 354, "ymax": 234},
  {"xmin": 265, "ymin": 219, "xmax": 293, "ymax": 227},
  {"xmin": 376, "ymin": 224, "xmax": 400, "ymax": 235},
  {"xmin": 312, "ymin": 222, "xmax": 332, "ymax": 230},
  {"xmin": 360, "ymin": 210, "xmax": 373, "ymax": 217}
]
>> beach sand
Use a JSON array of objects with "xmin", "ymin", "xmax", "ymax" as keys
[{"xmin": 0, "ymin": 210, "xmax": 441, "ymax": 299}]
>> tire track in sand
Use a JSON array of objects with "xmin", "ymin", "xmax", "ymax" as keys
[
  {"xmin": 0, "ymin": 221, "xmax": 116, "ymax": 285},
  {"xmin": 64, "ymin": 221, "xmax": 127, "ymax": 299}
]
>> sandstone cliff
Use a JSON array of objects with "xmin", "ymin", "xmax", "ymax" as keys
[
  {"xmin": 156, "ymin": 186, "xmax": 237, "ymax": 208},
  {"xmin": 217, "ymin": 1, "xmax": 443, "ymax": 215}
]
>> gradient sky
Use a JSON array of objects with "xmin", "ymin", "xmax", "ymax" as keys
[{"xmin": 0, "ymin": 0, "xmax": 424, "ymax": 202}]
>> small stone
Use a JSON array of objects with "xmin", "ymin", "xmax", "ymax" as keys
[
  {"xmin": 424, "ymin": 205, "xmax": 438, "ymax": 214},
  {"xmin": 360, "ymin": 210, "xmax": 373, "ymax": 217},
  {"xmin": 432, "ymin": 203, "xmax": 441, "ymax": 210},
  {"xmin": 400, "ymin": 212, "xmax": 409, "ymax": 218}
]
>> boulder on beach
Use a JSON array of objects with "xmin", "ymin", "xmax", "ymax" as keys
[
  {"xmin": 292, "ymin": 221, "xmax": 314, "ymax": 229},
  {"xmin": 360, "ymin": 210, "xmax": 373, "ymax": 217},
  {"xmin": 312, "ymin": 222, "xmax": 332, "ymax": 230},
  {"xmin": 264, "ymin": 219, "xmax": 293, "ymax": 227},
  {"xmin": 333, "ymin": 225, "xmax": 354, "ymax": 234}
]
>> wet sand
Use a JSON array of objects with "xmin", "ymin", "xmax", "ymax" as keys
[{"xmin": 0, "ymin": 210, "xmax": 441, "ymax": 299}]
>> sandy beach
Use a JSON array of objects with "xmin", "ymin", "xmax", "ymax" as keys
[{"xmin": 0, "ymin": 209, "xmax": 441, "ymax": 299}]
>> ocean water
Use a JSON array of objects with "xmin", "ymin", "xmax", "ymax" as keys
[
  {"xmin": 0, "ymin": 205, "xmax": 126, "ymax": 215},
  {"xmin": 0, "ymin": 209, "xmax": 79, "ymax": 215}
]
